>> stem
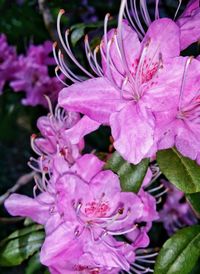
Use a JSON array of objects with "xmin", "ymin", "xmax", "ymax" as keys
[
  {"xmin": 0, "ymin": 171, "xmax": 35, "ymax": 205},
  {"xmin": 38, "ymin": 0, "xmax": 58, "ymax": 41}
]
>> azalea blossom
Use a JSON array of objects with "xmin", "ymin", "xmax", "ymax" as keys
[
  {"xmin": 10, "ymin": 41, "xmax": 63, "ymax": 107},
  {"xmin": 29, "ymin": 102, "xmax": 99, "ymax": 174},
  {"xmin": 5, "ymin": 154, "xmax": 158, "ymax": 273},
  {"xmin": 120, "ymin": 0, "xmax": 200, "ymax": 50},
  {"xmin": 56, "ymin": 3, "xmax": 182, "ymax": 164},
  {"xmin": 154, "ymin": 57, "xmax": 200, "ymax": 163},
  {"xmin": 0, "ymin": 34, "xmax": 17, "ymax": 93},
  {"xmin": 176, "ymin": 0, "xmax": 200, "ymax": 50},
  {"xmin": 159, "ymin": 180, "xmax": 197, "ymax": 235}
]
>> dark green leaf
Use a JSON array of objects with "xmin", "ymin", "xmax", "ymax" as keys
[
  {"xmin": 157, "ymin": 148, "xmax": 200, "ymax": 193},
  {"xmin": 25, "ymin": 252, "xmax": 42, "ymax": 274},
  {"xmin": 0, "ymin": 225, "xmax": 44, "ymax": 266},
  {"xmin": 154, "ymin": 225, "xmax": 200, "ymax": 274},
  {"xmin": 186, "ymin": 192, "xmax": 200, "ymax": 217},
  {"xmin": 105, "ymin": 151, "xmax": 149, "ymax": 193},
  {"xmin": 71, "ymin": 27, "xmax": 85, "ymax": 46}
]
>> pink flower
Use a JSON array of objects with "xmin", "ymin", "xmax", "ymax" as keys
[
  {"xmin": 154, "ymin": 57, "xmax": 200, "ymax": 163},
  {"xmin": 159, "ymin": 180, "xmax": 197, "ymax": 235},
  {"xmin": 177, "ymin": 0, "xmax": 200, "ymax": 50},
  {"xmin": 5, "ymin": 154, "xmax": 158, "ymax": 273},
  {"xmin": 27, "ymin": 41, "xmax": 56, "ymax": 66},
  {"xmin": 57, "ymin": 11, "xmax": 181, "ymax": 164},
  {"xmin": 10, "ymin": 41, "xmax": 63, "ymax": 107},
  {"xmin": 119, "ymin": 0, "xmax": 200, "ymax": 50},
  {"xmin": 29, "ymin": 104, "xmax": 99, "ymax": 173},
  {"xmin": 0, "ymin": 34, "xmax": 17, "ymax": 93}
]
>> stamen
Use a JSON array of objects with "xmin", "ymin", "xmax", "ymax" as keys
[
  {"xmin": 107, "ymin": 224, "xmax": 138, "ymax": 235},
  {"xmin": 117, "ymin": 0, "xmax": 136, "ymax": 86},
  {"xmin": 178, "ymin": 56, "xmax": 193, "ymax": 111},
  {"xmin": 104, "ymin": 13, "xmax": 110, "ymax": 49},
  {"xmin": 136, "ymin": 258, "xmax": 155, "ymax": 264},
  {"xmin": 136, "ymin": 252, "xmax": 158, "ymax": 259},
  {"xmin": 174, "ymin": 0, "xmax": 182, "ymax": 20},
  {"xmin": 55, "ymin": 66, "xmax": 69, "ymax": 86},
  {"xmin": 154, "ymin": 188, "xmax": 168, "ymax": 198},
  {"xmin": 58, "ymin": 51, "xmax": 80, "ymax": 82},
  {"xmin": 148, "ymin": 184, "xmax": 164, "ymax": 193},
  {"xmin": 131, "ymin": 0, "xmax": 146, "ymax": 35},
  {"xmin": 56, "ymin": 10, "xmax": 94, "ymax": 78},
  {"xmin": 30, "ymin": 134, "xmax": 43, "ymax": 156},
  {"xmin": 155, "ymin": 0, "xmax": 160, "ymax": 19},
  {"xmin": 44, "ymin": 95, "xmax": 53, "ymax": 115},
  {"xmin": 140, "ymin": 0, "xmax": 151, "ymax": 26}
]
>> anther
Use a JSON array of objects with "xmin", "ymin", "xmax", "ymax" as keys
[
  {"xmin": 59, "ymin": 9, "xmax": 65, "ymax": 15},
  {"xmin": 118, "ymin": 208, "xmax": 124, "ymax": 214},
  {"xmin": 53, "ymin": 41, "xmax": 57, "ymax": 48},
  {"xmin": 31, "ymin": 133, "xmax": 37, "ymax": 139}
]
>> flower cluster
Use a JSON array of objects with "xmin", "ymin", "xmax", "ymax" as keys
[
  {"xmin": 4, "ymin": 0, "xmax": 200, "ymax": 273},
  {"xmin": 0, "ymin": 34, "xmax": 17, "ymax": 93},
  {"xmin": 0, "ymin": 38, "xmax": 62, "ymax": 107},
  {"xmin": 159, "ymin": 180, "xmax": 197, "ymax": 235},
  {"xmin": 5, "ymin": 104, "xmax": 158, "ymax": 273},
  {"xmin": 54, "ymin": 0, "xmax": 200, "ymax": 165}
]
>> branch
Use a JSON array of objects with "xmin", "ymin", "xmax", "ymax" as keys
[
  {"xmin": 38, "ymin": 0, "xmax": 58, "ymax": 41},
  {"xmin": 0, "ymin": 217, "xmax": 24, "ymax": 224},
  {"xmin": 0, "ymin": 171, "xmax": 35, "ymax": 205}
]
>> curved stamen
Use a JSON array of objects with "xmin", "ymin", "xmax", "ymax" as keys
[
  {"xmin": 117, "ymin": 0, "xmax": 136, "ymax": 86},
  {"xmin": 55, "ymin": 66, "xmax": 69, "ymax": 86},
  {"xmin": 174, "ymin": 0, "xmax": 182, "ymax": 20},
  {"xmin": 57, "ymin": 10, "xmax": 94, "ymax": 78},
  {"xmin": 178, "ymin": 56, "xmax": 193, "ymax": 111}
]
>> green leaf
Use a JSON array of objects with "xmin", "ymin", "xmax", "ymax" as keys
[
  {"xmin": 154, "ymin": 225, "xmax": 200, "ymax": 274},
  {"xmin": 186, "ymin": 192, "xmax": 200, "ymax": 217},
  {"xmin": 105, "ymin": 151, "xmax": 149, "ymax": 193},
  {"xmin": 70, "ymin": 19, "xmax": 116, "ymax": 46},
  {"xmin": 71, "ymin": 27, "xmax": 85, "ymax": 46},
  {"xmin": 157, "ymin": 148, "xmax": 200, "ymax": 193},
  {"xmin": 25, "ymin": 252, "xmax": 42, "ymax": 274},
  {"xmin": 0, "ymin": 225, "xmax": 44, "ymax": 266}
]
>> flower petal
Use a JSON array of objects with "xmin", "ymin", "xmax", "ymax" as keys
[
  {"xmin": 58, "ymin": 77, "xmax": 125, "ymax": 124},
  {"xmin": 64, "ymin": 115, "xmax": 100, "ymax": 145},
  {"xmin": 177, "ymin": 1, "xmax": 200, "ymax": 50},
  {"xmin": 71, "ymin": 154, "xmax": 105, "ymax": 182},
  {"xmin": 110, "ymin": 102, "xmax": 155, "ymax": 164},
  {"xmin": 4, "ymin": 193, "xmax": 52, "ymax": 225},
  {"xmin": 143, "ymin": 18, "xmax": 180, "ymax": 61}
]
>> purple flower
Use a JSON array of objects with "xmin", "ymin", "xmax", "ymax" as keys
[
  {"xmin": 57, "ymin": 8, "xmax": 181, "ymax": 164},
  {"xmin": 176, "ymin": 0, "xmax": 200, "ymax": 50},
  {"xmin": 27, "ymin": 41, "xmax": 56, "ymax": 66},
  {"xmin": 159, "ymin": 180, "xmax": 197, "ymax": 235},
  {"xmin": 5, "ymin": 154, "xmax": 158, "ymax": 273},
  {"xmin": 154, "ymin": 57, "xmax": 200, "ymax": 163},
  {"xmin": 0, "ymin": 34, "xmax": 17, "ymax": 93},
  {"xmin": 10, "ymin": 41, "xmax": 62, "ymax": 107},
  {"xmin": 118, "ymin": 0, "xmax": 200, "ymax": 50},
  {"xmin": 29, "ymin": 104, "xmax": 99, "ymax": 173}
]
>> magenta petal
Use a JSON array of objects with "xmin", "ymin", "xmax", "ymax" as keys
[
  {"xmin": 64, "ymin": 115, "xmax": 100, "ymax": 145},
  {"xmin": 142, "ymin": 168, "xmax": 152, "ymax": 188},
  {"xmin": 177, "ymin": 0, "xmax": 200, "ymax": 50},
  {"xmin": 40, "ymin": 223, "xmax": 81, "ymax": 266},
  {"xmin": 102, "ymin": 21, "xmax": 141, "ymax": 86},
  {"xmin": 143, "ymin": 18, "xmax": 180, "ymax": 61},
  {"xmin": 177, "ymin": 8, "xmax": 200, "ymax": 50},
  {"xmin": 180, "ymin": 0, "xmax": 199, "ymax": 17},
  {"xmin": 4, "ymin": 193, "xmax": 51, "ymax": 225},
  {"xmin": 58, "ymin": 77, "xmax": 125, "ymax": 124},
  {"xmin": 71, "ymin": 154, "xmax": 105, "ymax": 182},
  {"xmin": 110, "ymin": 102, "xmax": 154, "ymax": 164}
]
